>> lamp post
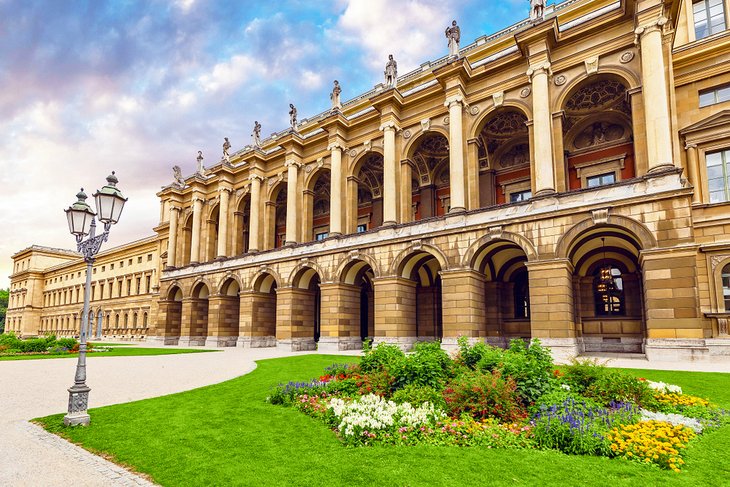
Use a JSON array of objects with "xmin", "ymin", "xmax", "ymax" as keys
[{"xmin": 63, "ymin": 172, "xmax": 127, "ymax": 426}]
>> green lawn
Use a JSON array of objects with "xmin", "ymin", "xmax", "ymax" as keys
[
  {"xmin": 0, "ymin": 347, "xmax": 216, "ymax": 361},
  {"xmin": 36, "ymin": 356, "xmax": 730, "ymax": 486}
]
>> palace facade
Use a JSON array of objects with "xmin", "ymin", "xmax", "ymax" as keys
[{"xmin": 8, "ymin": 0, "xmax": 730, "ymax": 361}]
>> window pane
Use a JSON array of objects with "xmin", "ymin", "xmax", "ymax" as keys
[
  {"xmin": 707, "ymin": 151, "xmax": 723, "ymax": 166},
  {"xmin": 718, "ymin": 87, "xmax": 730, "ymax": 103},
  {"xmin": 710, "ymin": 190, "xmax": 727, "ymax": 203},
  {"xmin": 708, "ymin": 176, "xmax": 724, "ymax": 190},
  {"xmin": 699, "ymin": 91, "xmax": 715, "ymax": 106}
]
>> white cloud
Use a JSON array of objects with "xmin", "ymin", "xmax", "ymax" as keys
[{"xmin": 198, "ymin": 54, "xmax": 264, "ymax": 93}]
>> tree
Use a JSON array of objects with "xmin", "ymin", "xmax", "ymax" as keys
[{"xmin": 0, "ymin": 288, "xmax": 8, "ymax": 334}]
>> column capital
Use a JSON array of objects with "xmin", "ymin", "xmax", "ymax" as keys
[
  {"xmin": 634, "ymin": 16, "xmax": 668, "ymax": 43},
  {"xmin": 191, "ymin": 196, "xmax": 205, "ymax": 204},
  {"xmin": 327, "ymin": 141, "xmax": 346, "ymax": 152},
  {"xmin": 444, "ymin": 94, "xmax": 464, "ymax": 108},
  {"xmin": 526, "ymin": 62, "xmax": 552, "ymax": 82},
  {"xmin": 684, "ymin": 143, "xmax": 698, "ymax": 150},
  {"xmin": 284, "ymin": 159, "xmax": 302, "ymax": 169},
  {"xmin": 379, "ymin": 121, "xmax": 400, "ymax": 132},
  {"xmin": 169, "ymin": 205, "xmax": 182, "ymax": 212},
  {"xmin": 218, "ymin": 186, "xmax": 233, "ymax": 194},
  {"xmin": 248, "ymin": 174, "xmax": 264, "ymax": 183}
]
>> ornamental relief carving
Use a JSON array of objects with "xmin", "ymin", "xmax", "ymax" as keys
[{"xmin": 573, "ymin": 122, "xmax": 627, "ymax": 150}]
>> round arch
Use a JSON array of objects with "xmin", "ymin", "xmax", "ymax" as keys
[
  {"xmin": 265, "ymin": 178, "xmax": 287, "ymax": 203},
  {"xmin": 554, "ymin": 69, "xmax": 640, "ymax": 113},
  {"xmin": 402, "ymin": 127, "xmax": 450, "ymax": 161},
  {"xmin": 290, "ymin": 263, "xmax": 325, "ymax": 289},
  {"xmin": 555, "ymin": 215, "xmax": 657, "ymax": 259},
  {"xmin": 190, "ymin": 278, "xmax": 212, "ymax": 299},
  {"xmin": 336, "ymin": 252, "xmax": 382, "ymax": 284},
  {"xmin": 462, "ymin": 231, "xmax": 538, "ymax": 268},
  {"xmin": 304, "ymin": 164, "xmax": 332, "ymax": 192},
  {"xmin": 349, "ymin": 147, "xmax": 385, "ymax": 175},
  {"xmin": 218, "ymin": 275, "xmax": 242, "ymax": 296},
  {"xmin": 468, "ymin": 100, "xmax": 532, "ymax": 140},
  {"xmin": 390, "ymin": 244, "xmax": 449, "ymax": 277},
  {"xmin": 166, "ymin": 283, "xmax": 184, "ymax": 301}
]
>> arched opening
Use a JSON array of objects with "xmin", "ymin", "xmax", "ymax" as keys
[
  {"xmin": 475, "ymin": 108, "xmax": 531, "ymax": 205},
  {"xmin": 291, "ymin": 267, "xmax": 322, "ymax": 343},
  {"xmin": 205, "ymin": 204, "xmax": 220, "ymax": 262},
  {"xmin": 181, "ymin": 213, "xmax": 193, "ymax": 266},
  {"xmin": 471, "ymin": 239, "xmax": 531, "ymax": 342},
  {"xmin": 398, "ymin": 251, "xmax": 443, "ymax": 339},
  {"xmin": 722, "ymin": 263, "xmax": 730, "ymax": 311},
  {"xmin": 265, "ymin": 183, "xmax": 287, "ymax": 249},
  {"xmin": 353, "ymin": 152, "xmax": 384, "ymax": 232},
  {"xmin": 569, "ymin": 228, "xmax": 645, "ymax": 353},
  {"xmin": 233, "ymin": 195, "xmax": 251, "ymax": 255},
  {"xmin": 188, "ymin": 282, "xmax": 210, "ymax": 345},
  {"xmin": 408, "ymin": 132, "xmax": 450, "ymax": 221},
  {"xmin": 341, "ymin": 260, "xmax": 376, "ymax": 341},
  {"xmin": 563, "ymin": 77, "xmax": 635, "ymax": 190},
  {"xmin": 307, "ymin": 169, "xmax": 331, "ymax": 242}
]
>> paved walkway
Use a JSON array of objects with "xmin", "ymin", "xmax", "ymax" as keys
[
  {"xmin": 0, "ymin": 345, "xmax": 358, "ymax": 486},
  {"xmin": 1, "ymin": 343, "xmax": 727, "ymax": 486}
]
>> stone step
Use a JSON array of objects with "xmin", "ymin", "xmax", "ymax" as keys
[{"xmin": 580, "ymin": 352, "xmax": 647, "ymax": 360}]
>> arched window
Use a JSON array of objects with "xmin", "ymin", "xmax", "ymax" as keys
[
  {"xmin": 722, "ymin": 263, "xmax": 730, "ymax": 310},
  {"xmin": 594, "ymin": 266, "xmax": 624, "ymax": 315},
  {"xmin": 513, "ymin": 271, "xmax": 530, "ymax": 319}
]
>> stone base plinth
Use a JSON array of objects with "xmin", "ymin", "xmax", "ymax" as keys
[
  {"xmin": 146, "ymin": 335, "xmax": 179, "ymax": 346},
  {"xmin": 536, "ymin": 338, "xmax": 581, "ymax": 362},
  {"xmin": 484, "ymin": 336, "xmax": 510, "ymax": 349},
  {"xmin": 178, "ymin": 336, "xmax": 206, "ymax": 346},
  {"xmin": 582, "ymin": 336, "xmax": 644, "ymax": 354},
  {"xmin": 277, "ymin": 338, "xmax": 317, "ymax": 351},
  {"xmin": 204, "ymin": 336, "xmax": 237, "ymax": 347},
  {"xmin": 237, "ymin": 336, "xmax": 277, "ymax": 348},
  {"xmin": 645, "ymin": 338, "xmax": 710, "ymax": 362},
  {"xmin": 441, "ymin": 336, "xmax": 482, "ymax": 354},
  {"xmin": 317, "ymin": 337, "xmax": 363, "ymax": 352},
  {"xmin": 372, "ymin": 336, "xmax": 420, "ymax": 351}
]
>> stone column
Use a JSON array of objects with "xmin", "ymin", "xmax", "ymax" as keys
[
  {"xmin": 318, "ymin": 282, "xmax": 362, "ymax": 351},
  {"xmin": 190, "ymin": 197, "xmax": 203, "ymax": 264},
  {"xmin": 205, "ymin": 294, "xmax": 238, "ymax": 347},
  {"xmin": 525, "ymin": 259, "xmax": 578, "ymax": 359},
  {"xmin": 166, "ymin": 206, "xmax": 179, "ymax": 268},
  {"xmin": 275, "ymin": 287, "xmax": 317, "ymax": 351},
  {"xmin": 248, "ymin": 175, "xmax": 262, "ymax": 251},
  {"xmin": 216, "ymin": 188, "xmax": 231, "ymax": 259},
  {"xmin": 237, "ymin": 290, "xmax": 277, "ymax": 348},
  {"xmin": 528, "ymin": 62, "xmax": 556, "ymax": 195},
  {"xmin": 179, "ymin": 297, "xmax": 204, "ymax": 346},
  {"xmin": 636, "ymin": 17, "xmax": 674, "ymax": 171},
  {"xmin": 329, "ymin": 143, "xmax": 344, "ymax": 236},
  {"xmin": 445, "ymin": 95, "xmax": 466, "ymax": 213},
  {"xmin": 380, "ymin": 122, "xmax": 398, "ymax": 225},
  {"xmin": 285, "ymin": 160, "xmax": 300, "ymax": 245},
  {"xmin": 440, "ymin": 269, "xmax": 487, "ymax": 351},
  {"xmin": 685, "ymin": 144, "xmax": 701, "ymax": 203},
  {"xmin": 373, "ymin": 277, "xmax": 417, "ymax": 350}
]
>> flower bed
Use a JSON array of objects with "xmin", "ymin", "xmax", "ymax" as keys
[{"xmin": 268, "ymin": 339, "xmax": 729, "ymax": 472}]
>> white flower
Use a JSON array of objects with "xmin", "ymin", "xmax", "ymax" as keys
[
  {"xmin": 560, "ymin": 384, "xmax": 571, "ymax": 391},
  {"xmin": 640, "ymin": 409, "xmax": 703, "ymax": 433},
  {"xmin": 646, "ymin": 380, "xmax": 683, "ymax": 395}
]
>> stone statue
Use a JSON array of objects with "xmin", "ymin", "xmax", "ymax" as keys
[
  {"xmin": 530, "ymin": 0, "xmax": 546, "ymax": 22},
  {"xmin": 172, "ymin": 165, "xmax": 185, "ymax": 188},
  {"xmin": 289, "ymin": 103, "xmax": 297, "ymax": 130},
  {"xmin": 384, "ymin": 54, "xmax": 397, "ymax": 87},
  {"xmin": 330, "ymin": 80, "xmax": 342, "ymax": 110},
  {"xmin": 196, "ymin": 150, "xmax": 204, "ymax": 174},
  {"xmin": 252, "ymin": 121, "xmax": 262, "ymax": 147},
  {"xmin": 445, "ymin": 20, "xmax": 460, "ymax": 58},
  {"xmin": 222, "ymin": 137, "xmax": 231, "ymax": 162}
]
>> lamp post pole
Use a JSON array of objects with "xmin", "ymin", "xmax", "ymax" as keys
[{"xmin": 63, "ymin": 173, "xmax": 127, "ymax": 427}]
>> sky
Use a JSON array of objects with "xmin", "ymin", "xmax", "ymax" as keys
[{"xmin": 0, "ymin": 0, "xmax": 541, "ymax": 288}]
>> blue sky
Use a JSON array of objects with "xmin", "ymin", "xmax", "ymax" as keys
[{"xmin": 0, "ymin": 0, "xmax": 545, "ymax": 287}]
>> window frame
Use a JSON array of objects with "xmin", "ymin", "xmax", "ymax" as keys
[{"xmin": 693, "ymin": 0, "xmax": 728, "ymax": 40}]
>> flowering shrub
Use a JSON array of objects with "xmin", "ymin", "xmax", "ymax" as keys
[
  {"xmin": 531, "ymin": 398, "xmax": 638, "ymax": 456},
  {"xmin": 640, "ymin": 409, "xmax": 703, "ymax": 434},
  {"xmin": 425, "ymin": 418, "xmax": 534, "ymax": 448},
  {"xmin": 328, "ymin": 394, "xmax": 445, "ymax": 445},
  {"xmin": 268, "ymin": 379, "xmax": 327, "ymax": 405},
  {"xmin": 443, "ymin": 369, "xmax": 526, "ymax": 422},
  {"xmin": 391, "ymin": 384, "xmax": 446, "ymax": 410},
  {"xmin": 561, "ymin": 358, "xmax": 608, "ymax": 394},
  {"xmin": 607, "ymin": 421, "xmax": 695, "ymax": 472},
  {"xmin": 585, "ymin": 370, "xmax": 654, "ymax": 407},
  {"xmin": 646, "ymin": 380, "xmax": 682, "ymax": 395}
]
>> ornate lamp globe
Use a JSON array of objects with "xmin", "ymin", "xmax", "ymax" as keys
[
  {"xmin": 93, "ymin": 171, "xmax": 128, "ymax": 224},
  {"xmin": 65, "ymin": 188, "xmax": 96, "ymax": 237}
]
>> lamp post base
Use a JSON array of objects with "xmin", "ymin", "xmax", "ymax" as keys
[{"xmin": 64, "ymin": 384, "xmax": 91, "ymax": 426}]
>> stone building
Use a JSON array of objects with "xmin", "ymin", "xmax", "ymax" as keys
[{"xmin": 7, "ymin": 0, "xmax": 730, "ymax": 361}]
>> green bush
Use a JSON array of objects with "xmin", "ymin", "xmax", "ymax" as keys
[
  {"xmin": 442, "ymin": 369, "xmax": 525, "ymax": 422},
  {"xmin": 391, "ymin": 384, "xmax": 446, "ymax": 409},
  {"xmin": 360, "ymin": 342, "xmax": 405, "ymax": 374},
  {"xmin": 324, "ymin": 378, "xmax": 360, "ymax": 397},
  {"xmin": 585, "ymin": 370, "xmax": 654, "ymax": 407},
  {"xmin": 392, "ymin": 341, "xmax": 452, "ymax": 390},
  {"xmin": 477, "ymin": 339, "xmax": 555, "ymax": 405},
  {"xmin": 55, "ymin": 338, "xmax": 78, "ymax": 350},
  {"xmin": 561, "ymin": 358, "xmax": 608, "ymax": 394},
  {"xmin": 19, "ymin": 338, "xmax": 50, "ymax": 353},
  {"xmin": 456, "ymin": 336, "xmax": 491, "ymax": 369}
]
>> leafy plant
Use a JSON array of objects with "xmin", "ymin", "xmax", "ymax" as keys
[
  {"xmin": 585, "ymin": 370, "xmax": 654, "ymax": 407},
  {"xmin": 442, "ymin": 369, "xmax": 525, "ymax": 422},
  {"xmin": 391, "ymin": 384, "xmax": 446, "ymax": 410},
  {"xmin": 561, "ymin": 358, "xmax": 608, "ymax": 394},
  {"xmin": 359, "ymin": 342, "xmax": 405, "ymax": 374},
  {"xmin": 392, "ymin": 341, "xmax": 452, "ymax": 390}
]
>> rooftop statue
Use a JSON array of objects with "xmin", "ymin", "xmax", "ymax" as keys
[
  {"xmin": 222, "ymin": 137, "xmax": 231, "ymax": 162},
  {"xmin": 289, "ymin": 103, "xmax": 298, "ymax": 131},
  {"xmin": 445, "ymin": 20, "xmax": 460, "ymax": 58},
  {"xmin": 530, "ymin": 0, "xmax": 546, "ymax": 22},
  {"xmin": 252, "ymin": 121, "xmax": 262, "ymax": 148},
  {"xmin": 196, "ymin": 150, "xmax": 204, "ymax": 174},
  {"xmin": 172, "ymin": 165, "xmax": 185, "ymax": 188},
  {"xmin": 330, "ymin": 80, "xmax": 342, "ymax": 110},
  {"xmin": 384, "ymin": 54, "xmax": 397, "ymax": 88}
]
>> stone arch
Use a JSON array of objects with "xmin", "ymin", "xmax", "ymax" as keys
[
  {"xmin": 712, "ymin": 257, "xmax": 730, "ymax": 312},
  {"xmin": 303, "ymin": 164, "xmax": 331, "ymax": 191},
  {"xmin": 402, "ymin": 126, "xmax": 450, "ymax": 160},
  {"xmin": 217, "ymin": 274, "xmax": 242, "ymax": 296},
  {"xmin": 190, "ymin": 277, "xmax": 213, "ymax": 298},
  {"xmin": 469, "ymin": 100, "xmax": 533, "ymax": 140},
  {"xmin": 265, "ymin": 178, "xmax": 287, "ymax": 203},
  {"xmin": 289, "ymin": 261, "xmax": 326, "ymax": 289},
  {"xmin": 554, "ymin": 69, "xmax": 640, "ymax": 113},
  {"xmin": 166, "ymin": 282, "xmax": 184, "ymax": 301},
  {"xmin": 249, "ymin": 266, "xmax": 282, "ymax": 292},
  {"xmin": 462, "ymin": 230, "xmax": 538, "ymax": 268},
  {"xmin": 336, "ymin": 252, "xmax": 382, "ymax": 284},
  {"xmin": 349, "ymin": 147, "xmax": 385, "ymax": 174},
  {"xmin": 555, "ymin": 214, "xmax": 657, "ymax": 260},
  {"xmin": 391, "ymin": 243, "xmax": 449, "ymax": 277}
]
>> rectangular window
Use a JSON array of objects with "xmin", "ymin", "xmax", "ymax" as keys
[
  {"xmin": 510, "ymin": 190, "xmax": 532, "ymax": 203},
  {"xmin": 694, "ymin": 0, "xmax": 727, "ymax": 40},
  {"xmin": 148, "ymin": 254, "xmax": 153, "ymax": 261},
  {"xmin": 586, "ymin": 172, "xmax": 616, "ymax": 188},
  {"xmin": 357, "ymin": 224, "xmax": 367, "ymax": 233},
  {"xmin": 136, "ymin": 277, "xmax": 141, "ymax": 294},
  {"xmin": 707, "ymin": 149, "xmax": 730, "ymax": 203},
  {"xmin": 699, "ymin": 84, "xmax": 730, "ymax": 107},
  {"xmin": 146, "ymin": 276, "xmax": 151, "ymax": 293},
  {"xmin": 315, "ymin": 232, "xmax": 329, "ymax": 241},
  {"xmin": 101, "ymin": 265, "xmax": 105, "ymax": 272},
  {"xmin": 137, "ymin": 256, "xmax": 142, "ymax": 264},
  {"xmin": 110, "ymin": 263, "xmax": 114, "ymax": 270}
]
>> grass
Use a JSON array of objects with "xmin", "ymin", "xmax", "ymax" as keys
[
  {"xmin": 36, "ymin": 356, "xmax": 730, "ymax": 486},
  {"xmin": 0, "ymin": 347, "xmax": 216, "ymax": 361}
]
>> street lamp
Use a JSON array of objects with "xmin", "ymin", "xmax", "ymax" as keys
[{"xmin": 63, "ymin": 172, "xmax": 127, "ymax": 426}]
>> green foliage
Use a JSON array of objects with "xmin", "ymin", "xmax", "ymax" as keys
[
  {"xmin": 392, "ymin": 341, "xmax": 452, "ymax": 390},
  {"xmin": 442, "ymin": 369, "xmax": 525, "ymax": 422},
  {"xmin": 585, "ymin": 370, "xmax": 654, "ymax": 407},
  {"xmin": 0, "ymin": 288, "xmax": 7, "ymax": 333},
  {"xmin": 359, "ymin": 342, "xmax": 405, "ymax": 374},
  {"xmin": 476, "ymin": 339, "xmax": 556, "ymax": 405},
  {"xmin": 391, "ymin": 384, "xmax": 446, "ymax": 409},
  {"xmin": 562, "ymin": 358, "xmax": 609, "ymax": 394},
  {"xmin": 529, "ymin": 390, "xmax": 602, "ymax": 416},
  {"xmin": 324, "ymin": 378, "xmax": 360, "ymax": 397},
  {"xmin": 456, "ymin": 336, "xmax": 490, "ymax": 369}
]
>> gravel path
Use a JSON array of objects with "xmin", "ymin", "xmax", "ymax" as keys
[{"xmin": 0, "ymin": 345, "xmax": 358, "ymax": 486}]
